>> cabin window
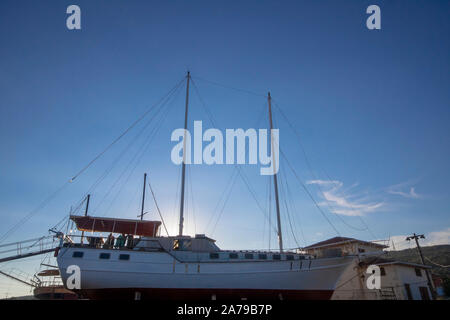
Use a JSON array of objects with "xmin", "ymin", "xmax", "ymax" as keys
[
  {"xmin": 286, "ymin": 255, "xmax": 294, "ymax": 261},
  {"xmin": 272, "ymin": 254, "xmax": 281, "ymax": 260},
  {"xmin": 358, "ymin": 248, "xmax": 365, "ymax": 253},
  {"xmin": 119, "ymin": 254, "xmax": 130, "ymax": 261},
  {"xmin": 229, "ymin": 253, "xmax": 239, "ymax": 259},
  {"xmin": 173, "ymin": 239, "xmax": 192, "ymax": 251},
  {"xmin": 244, "ymin": 253, "xmax": 254, "ymax": 259},
  {"xmin": 380, "ymin": 267, "xmax": 386, "ymax": 276},
  {"xmin": 415, "ymin": 268, "xmax": 422, "ymax": 277},
  {"xmin": 299, "ymin": 256, "xmax": 305, "ymax": 260},
  {"xmin": 72, "ymin": 251, "xmax": 84, "ymax": 258},
  {"xmin": 99, "ymin": 253, "xmax": 110, "ymax": 259},
  {"xmin": 258, "ymin": 254, "xmax": 267, "ymax": 260},
  {"xmin": 209, "ymin": 253, "xmax": 219, "ymax": 259}
]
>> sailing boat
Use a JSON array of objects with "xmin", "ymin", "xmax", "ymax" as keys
[{"xmin": 55, "ymin": 72, "xmax": 359, "ymax": 300}]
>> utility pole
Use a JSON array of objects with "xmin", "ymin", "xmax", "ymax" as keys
[
  {"xmin": 267, "ymin": 92, "xmax": 283, "ymax": 252},
  {"xmin": 406, "ymin": 233, "xmax": 436, "ymax": 300},
  {"xmin": 80, "ymin": 194, "xmax": 90, "ymax": 244},
  {"xmin": 178, "ymin": 71, "xmax": 190, "ymax": 236},
  {"xmin": 140, "ymin": 173, "xmax": 147, "ymax": 220}
]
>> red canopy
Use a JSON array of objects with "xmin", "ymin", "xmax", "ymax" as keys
[{"xmin": 70, "ymin": 215, "xmax": 161, "ymax": 237}]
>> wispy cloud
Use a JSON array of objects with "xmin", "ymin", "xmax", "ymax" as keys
[
  {"xmin": 307, "ymin": 179, "xmax": 384, "ymax": 216},
  {"xmin": 307, "ymin": 180, "xmax": 342, "ymax": 187},
  {"xmin": 386, "ymin": 181, "xmax": 422, "ymax": 199},
  {"xmin": 387, "ymin": 228, "xmax": 450, "ymax": 251},
  {"xmin": 388, "ymin": 186, "xmax": 421, "ymax": 199}
]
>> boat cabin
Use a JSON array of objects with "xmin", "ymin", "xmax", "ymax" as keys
[{"xmin": 65, "ymin": 215, "xmax": 314, "ymax": 263}]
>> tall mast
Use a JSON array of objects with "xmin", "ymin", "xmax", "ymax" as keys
[
  {"xmin": 140, "ymin": 173, "xmax": 147, "ymax": 220},
  {"xmin": 80, "ymin": 194, "xmax": 90, "ymax": 244},
  {"xmin": 268, "ymin": 92, "xmax": 283, "ymax": 252},
  {"xmin": 178, "ymin": 71, "xmax": 190, "ymax": 236}
]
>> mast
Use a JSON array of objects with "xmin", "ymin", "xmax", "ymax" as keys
[
  {"xmin": 268, "ymin": 92, "xmax": 283, "ymax": 252},
  {"xmin": 80, "ymin": 194, "xmax": 90, "ymax": 244},
  {"xmin": 140, "ymin": 173, "xmax": 147, "ymax": 220},
  {"xmin": 178, "ymin": 71, "xmax": 190, "ymax": 236}
]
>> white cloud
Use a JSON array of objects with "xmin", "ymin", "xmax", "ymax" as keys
[
  {"xmin": 306, "ymin": 180, "xmax": 342, "ymax": 187},
  {"xmin": 387, "ymin": 182, "xmax": 422, "ymax": 199},
  {"xmin": 307, "ymin": 179, "xmax": 384, "ymax": 216},
  {"xmin": 387, "ymin": 228, "xmax": 450, "ymax": 251}
]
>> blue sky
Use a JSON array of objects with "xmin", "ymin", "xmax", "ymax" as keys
[{"xmin": 0, "ymin": 0, "xmax": 449, "ymax": 296}]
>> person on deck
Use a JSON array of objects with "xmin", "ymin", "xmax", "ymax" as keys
[
  {"xmin": 115, "ymin": 234, "xmax": 125, "ymax": 249},
  {"xmin": 104, "ymin": 233, "xmax": 115, "ymax": 249},
  {"xmin": 87, "ymin": 236, "xmax": 95, "ymax": 247},
  {"xmin": 126, "ymin": 234, "xmax": 134, "ymax": 249},
  {"xmin": 95, "ymin": 237, "xmax": 104, "ymax": 249}
]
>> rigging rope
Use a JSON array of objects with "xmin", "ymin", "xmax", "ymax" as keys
[
  {"xmin": 279, "ymin": 156, "xmax": 301, "ymax": 247},
  {"xmin": 0, "ymin": 76, "xmax": 185, "ymax": 245},
  {"xmin": 93, "ymin": 79, "xmax": 183, "ymax": 216},
  {"xmin": 69, "ymin": 76, "xmax": 186, "ymax": 182},
  {"xmin": 211, "ymin": 170, "xmax": 240, "ymax": 235},
  {"xmin": 188, "ymin": 164, "xmax": 197, "ymax": 235},
  {"xmin": 147, "ymin": 179, "xmax": 170, "ymax": 236},
  {"xmin": 191, "ymin": 78, "xmax": 278, "ymax": 235},
  {"xmin": 192, "ymin": 75, "xmax": 267, "ymax": 98},
  {"xmin": 74, "ymin": 77, "xmax": 185, "ymax": 211},
  {"xmin": 283, "ymin": 169, "xmax": 308, "ymax": 247},
  {"xmin": 204, "ymin": 168, "xmax": 238, "ymax": 233},
  {"xmin": 272, "ymin": 100, "xmax": 370, "ymax": 233},
  {"xmin": 271, "ymin": 109, "xmax": 304, "ymax": 248},
  {"xmin": 279, "ymin": 166, "xmax": 301, "ymax": 248},
  {"xmin": 0, "ymin": 182, "xmax": 69, "ymax": 244},
  {"xmin": 279, "ymin": 148, "xmax": 341, "ymax": 236}
]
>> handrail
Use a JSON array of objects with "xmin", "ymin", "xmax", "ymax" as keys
[
  {"xmin": 0, "ymin": 238, "xmax": 57, "ymax": 256},
  {"xmin": 0, "ymin": 235, "xmax": 54, "ymax": 249}
]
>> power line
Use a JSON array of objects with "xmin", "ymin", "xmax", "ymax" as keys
[{"xmin": 424, "ymin": 256, "xmax": 449, "ymax": 268}]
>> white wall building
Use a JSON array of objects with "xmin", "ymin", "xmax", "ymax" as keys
[{"xmin": 303, "ymin": 237, "xmax": 434, "ymax": 300}]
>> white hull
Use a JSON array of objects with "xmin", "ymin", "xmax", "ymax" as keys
[{"xmin": 57, "ymin": 247, "xmax": 356, "ymax": 300}]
